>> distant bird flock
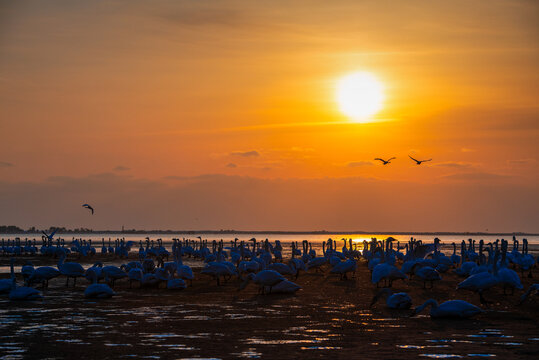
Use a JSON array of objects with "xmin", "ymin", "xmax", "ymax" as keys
[
  {"xmin": 1, "ymin": 234, "xmax": 537, "ymax": 319},
  {"xmin": 373, "ymin": 155, "xmax": 433, "ymax": 165}
]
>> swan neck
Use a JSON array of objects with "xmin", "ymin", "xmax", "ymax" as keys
[{"xmin": 416, "ymin": 299, "xmax": 437, "ymax": 314}]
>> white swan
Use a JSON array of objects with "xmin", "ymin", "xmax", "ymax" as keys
[
  {"xmin": 174, "ymin": 247, "xmax": 194, "ymax": 283},
  {"xmin": 8, "ymin": 258, "xmax": 42, "ymax": 301},
  {"xmin": 414, "ymin": 299, "xmax": 482, "ymax": 318},
  {"xmin": 265, "ymin": 279, "xmax": 301, "ymax": 294},
  {"xmin": 330, "ymin": 258, "xmax": 357, "ymax": 280},
  {"xmin": 27, "ymin": 266, "xmax": 61, "ymax": 289},
  {"xmin": 240, "ymin": 270, "xmax": 286, "ymax": 294},
  {"xmin": 84, "ymin": 268, "xmax": 115, "ymax": 299},
  {"xmin": 126, "ymin": 268, "xmax": 143, "ymax": 288},
  {"xmin": 457, "ymin": 250, "xmax": 499, "ymax": 304},
  {"xmin": 370, "ymin": 288, "xmax": 412, "ymax": 309},
  {"xmin": 414, "ymin": 265, "xmax": 441, "ymax": 289},
  {"xmin": 267, "ymin": 262, "xmax": 296, "ymax": 276},
  {"xmin": 57, "ymin": 254, "xmax": 85, "ymax": 287},
  {"xmin": 101, "ymin": 265, "xmax": 127, "ymax": 287},
  {"xmin": 201, "ymin": 262, "xmax": 236, "ymax": 285},
  {"xmin": 371, "ymin": 263, "xmax": 407, "ymax": 287},
  {"xmin": 165, "ymin": 268, "xmax": 186, "ymax": 290},
  {"xmin": 496, "ymin": 241, "xmax": 523, "ymax": 295}
]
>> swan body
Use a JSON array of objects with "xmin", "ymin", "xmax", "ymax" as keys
[
  {"xmin": 372, "ymin": 263, "xmax": 407, "ymax": 287},
  {"xmin": 0, "ymin": 279, "xmax": 13, "ymax": 294},
  {"xmin": 370, "ymin": 289, "xmax": 412, "ymax": 309},
  {"xmin": 85, "ymin": 270, "xmax": 115, "ymax": 299},
  {"xmin": 414, "ymin": 266, "xmax": 441, "ymax": 288},
  {"xmin": 414, "ymin": 299, "xmax": 482, "ymax": 318},
  {"xmin": 28, "ymin": 266, "xmax": 61, "ymax": 288},
  {"xmin": 307, "ymin": 257, "xmax": 327, "ymax": 271},
  {"xmin": 497, "ymin": 267, "xmax": 523, "ymax": 294},
  {"xmin": 330, "ymin": 258, "xmax": 356, "ymax": 280},
  {"xmin": 167, "ymin": 278, "xmax": 186, "ymax": 290},
  {"xmin": 240, "ymin": 270, "xmax": 286, "ymax": 294},
  {"xmin": 8, "ymin": 258, "xmax": 42, "ymax": 301},
  {"xmin": 58, "ymin": 255, "xmax": 85, "ymax": 287},
  {"xmin": 267, "ymin": 262, "xmax": 295, "ymax": 276},
  {"xmin": 201, "ymin": 262, "xmax": 235, "ymax": 285},
  {"xmin": 457, "ymin": 272, "xmax": 498, "ymax": 303},
  {"xmin": 266, "ymin": 279, "xmax": 301, "ymax": 294},
  {"xmin": 126, "ymin": 268, "xmax": 143, "ymax": 288},
  {"xmin": 9, "ymin": 286, "xmax": 42, "ymax": 301},
  {"xmin": 102, "ymin": 266, "xmax": 127, "ymax": 287},
  {"xmin": 455, "ymin": 261, "xmax": 478, "ymax": 277}
]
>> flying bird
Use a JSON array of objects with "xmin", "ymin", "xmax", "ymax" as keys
[
  {"xmin": 409, "ymin": 155, "xmax": 432, "ymax": 165},
  {"xmin": 374, "ymin": 157, "xmax": 396, "ymax": 165},
  {"xmin": 82, "ymin": 203, "xmax": 94, "ymax": 215},
  {"xmin": 41, "ymin": 229, "xmax": 57, "ymax": 241}
]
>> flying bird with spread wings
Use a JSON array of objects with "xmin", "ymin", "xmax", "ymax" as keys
[
  {"xmin": 374, "ymin": 157, "xmax": 396, "ymax": 165},
  {"xmin": 409, "ymin": 155, "xmax": 432, "ymax": 165},
  {"xmin": 42, "ymin": 229, "xmax": 57, "ymax": 241},
  {"xmin": 82, "ymin": 204, "xmax": 94, "ymax": 215}
]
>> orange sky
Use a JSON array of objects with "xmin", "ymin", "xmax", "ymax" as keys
[{"xmin": 0, "ymin": 0, "xmax": 538, "ymax": 231}]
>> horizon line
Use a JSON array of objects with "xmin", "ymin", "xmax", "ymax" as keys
[{"xmin": 1, "ymin": 227, "xmax": 537, "ymax": 237}]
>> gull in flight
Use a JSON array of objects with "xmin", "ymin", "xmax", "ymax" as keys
[
  {"xmin": 82, "ymin": 203, "xmax": 95, "ymax": 215},
  {"xmin": 374, "ymin": 157, "xmax": 396, "ymax": 165},
  {"xmin": 409, "ymin": 155, "xmax": 432, "ymax": 165}
]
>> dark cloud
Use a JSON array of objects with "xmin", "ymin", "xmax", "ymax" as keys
[
  {"xmin": 113, "ymin": 165, "xmax": 130, "ymax": 172},
  {"xmin": 441, "ymin": 171, "xmax": 509, "ymax": 181},
  {"xmin": 0, "ymin": 161, "xmax": 14, "ymax": 167},
  {"xmin": 432, "ymin": 162, "xmax": 475, "ymax": 169},
  {"xmin": 347, "ymin": 161, "xmax": 373, "ymax": 167},
  {"xmin": 226, "ymin": 163, "xmax": 237, "ymax": 168},
  {"xmin": 507, "ymin": 159, "xmax": 536, "ymax": 165},
  {"xmin": 231, "ymin": 150, "xmax": 260, "ymax": 157}
]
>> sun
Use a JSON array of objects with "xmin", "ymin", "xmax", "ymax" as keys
[{"xmin": 336, "ymin": 72, "xmax": 385, "ymax": 122}]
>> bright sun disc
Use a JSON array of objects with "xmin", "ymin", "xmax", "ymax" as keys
[{"xmin": 336, "ymin": 72, "xmax": 385, "ymax": 122}]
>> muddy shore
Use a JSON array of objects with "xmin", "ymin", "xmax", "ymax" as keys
[{"xmin": 0, "ymin": 255, "xmax": 538, "ymax": 359}]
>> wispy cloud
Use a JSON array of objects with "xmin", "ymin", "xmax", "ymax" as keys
[
  {"xmin": 225, "ymin": 163, "xmax": 237, "ymax": 168},
  {"xmin": 113, "ymin": 165, "xmax": 130, "ymax": 172},
  {"xmin": 441, "ymin": 171, "xmax": 509, "ymax": 181},
  {"xmin": 347, "ymin": 161, "xmax": 374, "ymax": 168},
  {"xmin": 230, "ymin": 150, "xmax": 260, "ymax": 157},
  {"xmin": 431, "ymin": 161, "xmax": 476, "ymax": 169},
  {"xmin": 507, "ymin": 158, "xmax": 536, "ymax": 165}
]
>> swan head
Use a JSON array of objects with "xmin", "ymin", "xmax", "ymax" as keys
[
  {"xmin": 413, "ymin": 299, "xmax": 438, "ymax": 315},
  {"xmin": 370, "ymin": 288, "xmax": 393, "ymax": 308},
  {"xmin": 238, "ymin": 273, "xmax": 255, "ymax": 291}
]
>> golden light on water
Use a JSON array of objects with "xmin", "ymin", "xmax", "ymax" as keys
[{"xmin": 336, "ymin": 72, "xmax": 385, "ymax": 123}]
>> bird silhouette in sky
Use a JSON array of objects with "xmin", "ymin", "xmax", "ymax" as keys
[
  {"xmin": 409, "ymin": 155, "xmax": 432, "ymax": 165},
  {"xmin": 374, "ymin": 157, "xmax": 396, "ymax": 165},
  {"xmin": 82, "ymin": 203, "xmax": 94, "ymax": 215}
]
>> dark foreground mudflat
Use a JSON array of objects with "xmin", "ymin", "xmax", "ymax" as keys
[{"xmin": 1, "ymin": 256, "xmax": 538, "ymax": 360}]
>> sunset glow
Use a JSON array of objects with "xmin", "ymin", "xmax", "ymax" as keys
[
  {"xmin": 336, "ymin": 72, "xmax": 385, "ymax": 122},
  {"xmin": 0, "ymin": 1, "xmax": 537, "ymax": 232}
]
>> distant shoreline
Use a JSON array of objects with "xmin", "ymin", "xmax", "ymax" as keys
[{"xmin": 1, "ymin": 229, "xmax": 537, "ymax": 237}]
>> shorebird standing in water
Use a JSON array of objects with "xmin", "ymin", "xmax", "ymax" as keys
[
  {"xmin": 409, "ymin": 155, "xmax": 432, "ymax": 165},
  {"xmin": 374, "ymin": 157, "xmax": 396, "ymax": 165}
]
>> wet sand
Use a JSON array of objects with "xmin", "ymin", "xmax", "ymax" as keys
[{"xmin": 0, "ymin": 255, "xmax": 538, "ymax": 359}]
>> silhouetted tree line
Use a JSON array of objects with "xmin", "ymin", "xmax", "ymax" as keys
[{"xmin": 0, "ymin": 225, "xmax": 93, "ymax": 234}]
